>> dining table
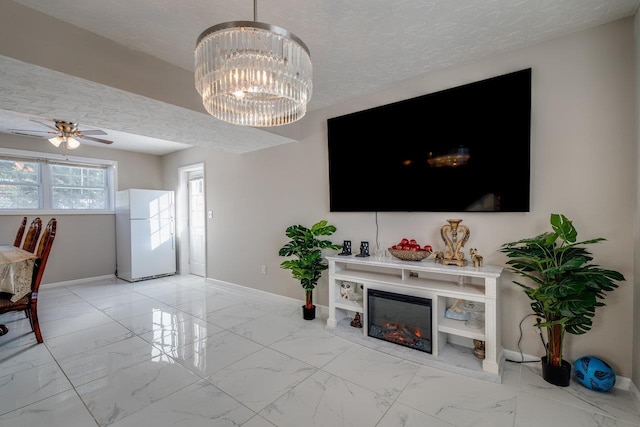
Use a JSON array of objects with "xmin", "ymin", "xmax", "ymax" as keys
[{"xmin": 0, "ymin": 245, "xmax": 38, "ymax": 336}]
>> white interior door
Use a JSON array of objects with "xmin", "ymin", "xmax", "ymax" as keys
[{"xmin": 188, "ymin": 174, "xmax": 206, "ymax": 277}]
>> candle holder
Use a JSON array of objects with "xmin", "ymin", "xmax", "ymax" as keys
[
  {"xmin": 355, "ymin": 241, "xmax": 370, "ymax": 257},
  {"xmin": 338, "ymin": 240, "xmax": 352, "ymax": 256},
  {"xmin": 441, "ymin": 219, "xmax": 470, "ymax": 267}
]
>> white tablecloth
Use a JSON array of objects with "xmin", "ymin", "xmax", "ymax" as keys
[{"xmin": 0, "ymin": 245, "xmax": 37, "ymax": 302}]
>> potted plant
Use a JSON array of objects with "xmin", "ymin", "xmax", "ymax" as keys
[
  {"xmin": 499, "ymin": 213, "xmax": 624, "ymax": 386},
  {"xmin": 279, "ymin": 220, "xmax": 341, "ymax": 320}
]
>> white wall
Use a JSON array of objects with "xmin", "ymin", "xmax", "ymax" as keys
[{"xmin": 164, "ymin": 18, "xmax": 636, "ymax": 377}]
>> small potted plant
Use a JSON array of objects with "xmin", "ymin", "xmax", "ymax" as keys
[
  {"xmin": 499, "ymin": 213, "xmax": 624, "ymax": 386},
  {"xmin": 279, "ymin": 220, "xmax": 341, "ymax": 320}
]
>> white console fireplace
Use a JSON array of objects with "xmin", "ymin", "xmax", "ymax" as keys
[{"xmin": 326, "ymin": 255, "xmax": 504, "ymax": 381}]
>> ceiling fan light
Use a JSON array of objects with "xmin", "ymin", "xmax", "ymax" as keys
[
  {"xmin": 66, "ymin": 136, "xmax": 80, "ymax": 149},
  {"xmin": 195, "ymin": 19, "xmax": 312, "ymax": 127},
  {"xmin": 48, "ymin": 136, "xmax": 63, "ymax": 147}
]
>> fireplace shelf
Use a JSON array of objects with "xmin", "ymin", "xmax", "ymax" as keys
[
  {"xmin": 438, "ymin": 317, "xmax": 485, "ymax": 341},
  {"xmin": 326, "ymin": 255, "xmax": 504, "ymax": 379}
]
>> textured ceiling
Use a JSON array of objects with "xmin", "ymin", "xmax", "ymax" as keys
[
  {"xmin": 0, "ymin": 55, "xmax": 295, "ymax": 155},
  {"xmin": 2, "ymin": 0, "xmax": 638, "ymax": 154}
]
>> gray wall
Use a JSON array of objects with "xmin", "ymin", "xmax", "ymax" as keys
[
  {"xmin": 164, "ymin": 18, "xmax": 637, "ymax": 377},
  {"xmin": 634, "ymin": 12, "xmax": 640, "ymax": 391},
  {"xmin": 0, "ymin": 133, "xmax": 164, "ymax": 284}
]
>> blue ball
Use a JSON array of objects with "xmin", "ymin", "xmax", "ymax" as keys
[{"xmin": 573, "ymin": 356, "xmax": 616, "ymax": 392}]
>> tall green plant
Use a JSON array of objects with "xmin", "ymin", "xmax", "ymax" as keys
[
  {"xmin": 279, "ymin": 220, "xmax": 341, "ymax": 309},
  {"xmin": 499, "ymin": 213, "xmax": 624, "ymax": 368}
]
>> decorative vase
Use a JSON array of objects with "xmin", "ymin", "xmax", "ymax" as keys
[
  {"xmin": 541, "ymin": 355, "xmax": 571, "ymax": 387},
  {"xmin": 302, "ymin": 304, "xmax": 316, "ymax": 320},
  {"xmin": 440, "ymin": 219, "xmax": 470, "ymax": 267}
]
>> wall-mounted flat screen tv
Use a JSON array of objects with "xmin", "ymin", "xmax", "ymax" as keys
[{"xmin": 327, "ymin": 68, "xmax": 531, "ymax": 212}]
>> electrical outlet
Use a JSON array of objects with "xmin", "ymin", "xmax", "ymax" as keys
[{"xmin": 261, "ymin": 265, "xmax": 267, "ymax": 274}]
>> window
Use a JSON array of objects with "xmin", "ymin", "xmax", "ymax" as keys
[
  {"xmin": 50, "ymin": 163, "xmax": 108, "ymax": 209},
  {"xmin": 0, "ymin": 149, "xmax": 116, "ymax": 212},
  {"xmin": 0, "ymin": 160, "xmax": 40, "ymax": 209}
]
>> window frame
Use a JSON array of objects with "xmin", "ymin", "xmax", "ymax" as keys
[{"xmin": 0, "ymin": 148, "xmax": 117, "ymax": 215}]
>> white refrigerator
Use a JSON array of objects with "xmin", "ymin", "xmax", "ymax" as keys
[{"xmin": 115, "ymin": 189, "xmax": 176, "ymax": 282}]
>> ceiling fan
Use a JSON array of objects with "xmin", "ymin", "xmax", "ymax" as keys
[{"xmin": 9, "ymin": 119, "xmax": 113, "ymax": 149}]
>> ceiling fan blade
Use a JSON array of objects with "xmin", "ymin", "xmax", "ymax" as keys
[
  {"xmin": 81, "ymin": 135, "xmax": 113, "ymax": 145},
  {"xmin": 77, "ymin": 129, "xmax": 107, "ymax": 136},
  {"xmin": 10, "ymin": 132, "xmax": 44, "ymax": 138},
  {"xmin": 29, "ymin": 119, "xmax": 58, "ymax": 131},
  {"xmin": 7, "ymin": 128, "xmax": 54, "ymax": 133}
]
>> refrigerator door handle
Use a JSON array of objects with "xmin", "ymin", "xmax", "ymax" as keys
[{"xmin": 171, "ymin": 218, "xmax": 175, "ymax": 250}]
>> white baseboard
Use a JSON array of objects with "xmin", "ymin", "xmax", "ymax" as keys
[
  {"xmin": 41, "ymin": 273, "xmax": 192, "ymax": 289},
  {"xmin": 616, "ymin": 376, "xmax": 632, "ymax": 392},
  {"xmin": 40, "ymin": 274, "xmax": 117, "ymax": 289},
  {"xmin": 205, "ymin": 278, "xmax": 330, "ymax": 316},
  {"xmin": 629, "ymin": 381, "xmax": 640, "ymax": 406},
  {"xmin": 503, "ymin": 348, "xmax": 541, "ymax": 363}
]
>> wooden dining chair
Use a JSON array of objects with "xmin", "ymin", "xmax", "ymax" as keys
[
  {"xmin": 22, "ymin": 217, "xmax": 42, "ymax": 253},
  {"xmin": 13, "ymin": 216, "xmax": 27, "ymax": 247},
  {"xmin": 0, "ymin": 218, "xmax": 57, "ymax": 343}
]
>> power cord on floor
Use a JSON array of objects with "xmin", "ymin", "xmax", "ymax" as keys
[{"xmin": 505, "ymin": 313, "xmax": 544, "ymax": 364}]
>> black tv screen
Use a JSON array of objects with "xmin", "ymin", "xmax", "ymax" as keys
[{"xmin": 327, "ymin": 68, "xmax": 531, "ymax": 212}]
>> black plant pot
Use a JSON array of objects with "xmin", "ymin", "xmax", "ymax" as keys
[
  {"xmin": 541, "ymin": 355, "xmax": 572, "ymax": 387},
  {"xmin": 302, "ymin": 305, "xmax": 316, "ymax": 320}
]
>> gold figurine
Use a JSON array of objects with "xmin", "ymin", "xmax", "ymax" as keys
[{"xmin": 470, "ymin": 248, "xmax": 483, "ymax": 268}]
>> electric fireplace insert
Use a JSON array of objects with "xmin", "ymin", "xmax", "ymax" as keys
[{"xmin": 367, "ymin": 289, "xmax": 432, "ymax": 353}]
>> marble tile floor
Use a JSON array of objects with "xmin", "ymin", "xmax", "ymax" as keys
[{"xmin": 0, "ymin": 274, "xmax": 639, "ymax": 427}]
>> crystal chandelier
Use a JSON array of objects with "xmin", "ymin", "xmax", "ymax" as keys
[{"xmin": 194, "ymin": 0, "xmax": 312, "ymax": 127}]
